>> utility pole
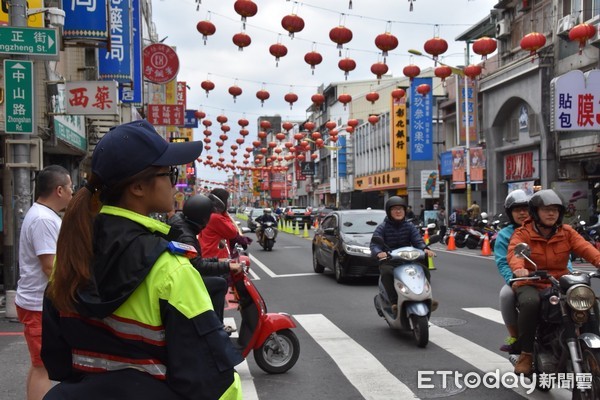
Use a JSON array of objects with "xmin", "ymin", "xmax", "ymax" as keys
[{"xmin": 4, "ymin": 0, "xmax": 33, "ymax": 318}]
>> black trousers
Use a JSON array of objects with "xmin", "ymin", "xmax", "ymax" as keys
[
  {"xmin": 202, "ymin": 276, "xmax": 228, "ymax": 322},
  {"xmin": 514, "ymin": 285, "xmax": 540, "ymax": 353}
]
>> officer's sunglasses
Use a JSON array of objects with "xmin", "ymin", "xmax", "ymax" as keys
[{"xmin": 155, "ymin": 166, "xmax": 179, "ymax": 186}]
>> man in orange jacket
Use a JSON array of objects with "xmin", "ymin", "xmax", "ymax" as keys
[{"xmin": 508, "ymin": 189, "xmax": 600, "ymax": 375}]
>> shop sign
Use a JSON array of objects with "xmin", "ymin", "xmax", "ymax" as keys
[
  {"xmin": 354, "ymin": 169, "xmax": 406, "ymax": 192},
  {"xmin": 65, "ymin": 81, "xmax": 118, "ymax": 115},
  {"xmin": 503, "ymin": 149, "xmax": 539, "ymax": 182},
  {"xmin": 551, "ymin": 70, "xmax": 600, "ymax": 131}
]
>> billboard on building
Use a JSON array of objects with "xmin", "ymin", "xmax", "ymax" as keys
[
  {"xmin": 551, "ymin": 69, "xmax": 600, "ymax": 131},
  {"xmin": 63, "ymin": 0, "xmax": 109, "ymax": 41},
  {"xmin": 409, "ymin": 77, "xmax": 433, "ymax": 161},
  {"xmin": 420, "ymin": 170, "xmax": 440, "ymax": 199}
]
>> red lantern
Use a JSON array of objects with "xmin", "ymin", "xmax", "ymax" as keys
[
  {"xmin": 304, "ymin": 121, "xmax": 315, "ymax": 131},
  {"xmin": 463, "ymin": 64, "xmax": 483, "ymax": 81},
  {"xmin": 230, "ymin": 144, "xmax": 238, "ymax": 150},
  {"xmin": 233, "ymin": 0, "xmax": 257, "ymax": 29},
  {"xmin": 281, "ymin": 14, "xmax": 304, "ymax": 38},
  {"xmin": 284, "ymin": 92, "xmax": 298, "ymax": 110},
  {"xmin": 256, "ymin": 89, "xmax": 270, "ymax": 106},
  {"xmin": 371, "ymin": 62, "xmax": 389, "ymax": 82},
  {"xmin": 311, "ymin": 93, "xmax": 325, "ymax": 108},
  {"xmin": 315, "ymin": 138, "xmax": 324, "ymax": 148},
  {"xmin": 257, "ymin": 131, "xmax": 267, "ymax": 139},
  {"xmin": 391, "ymin": 88, "xmax": 406, "ymax": 100},
  {"xmin": 282, "ymin": 121, "xmax": 294, "ymax": 132},
  {"xmin": 269, "ymin": 43, "xmax": 288, "ymax": 66},
  {"xmin": 239, "ymin": 129, "xmax": 249, "ymax": 137},
  {"xmin": 368, "ymin": 115, "xmax": 379, "ymax": 125},
  {"xmin": 260, "ymin": 120, "xmax": 271, "ymax": 130},
  {"xmin": 216, "ymin": 115, "xmax": 228, "ymax": 125},
  {"xmin": 345, "ymin": 126, "xmax": 354, "ymax": 134},
  {"xmin": 375, "ymin": 32, "xmax": 398, "ymax": 59},
  {"xmin": 284, "ymin": 142, "xmax": 294, "ymax": 149},
  {"xmin": 293, "ymin": 132, "xmax": 304, "ymax": 141},
  {"xmin": 325, "ymin": 121, "xmax": 337, "ymax": 130},
  {"xmin": 232, "ymin": 32, "xmax": 251, "ymax": 51},
  {"xmin": 228, "ymin": 85, "xmax": 242, "ymax": 103},
  {"xmin": 416, "ymin": 84, "xmax": 431, "ymax": 97},
  {"xmin": 311, "ymin": 153, "xmax": 318, "ymax": 160},
  {"xmin": 329, "ymin": 129, "xmax": 338, "ymax": 137},
  {"xmin": 520, "ymin": 32, "xmax": 546, "ymax": 62},
  {"xmin": 203, "ymin": 129, "xmax": 212, "ymax": 136},
  {"xmin": 403, "ymin": 64, "xmax": 421, "ymax": 82},
  {"xmin": 268, "ymin": 141, "xmax": 277, "ymax": 149},
  {"xmin": 297, "ymin": 154, "xmax": 306, "ymax": 161},
  {"xmin": 311, "ymin": 131, "xmax": 321, "ymax": 140},
  {"xmin": 238, "ymin": 118, "xmax": 249, "ymax": 127},
  {"xmin": 338, "ymin": 93, "xmax": 352, "ymax": 110},
  {"xmin": 203, "ymin": 137, "xmax": 211, "ymax": 144},
  {"xmin": 329, "ymin": 26, "xmax": 353, "ymax": 56},
  {"xmin": 196, "ymin": 20, "xmax": 216, "ymax": 45},
  {"xmin": 252, "ymin": 140, "xmax": 261, "ymax": 148},
  {"xmin": 220, "ymin": 125, "xmax": 230, "ymax": 133},
  {"xmin": 201, "ymin": 80, "xmax": 215, "ymax": 97},
  {"xmin": 365, "ymin": 92, "xmax": 379, "ymax": 104},
  {"xmin": 202, "ymin": 119, "xmax": 212, "ymax": 128},
  {"xmin": 236, "ymin": 138, "xmax": 245, "ymax": 145},
  {"xmin": 338, "ymin": 57, "xmax": 356, "ymax": 80},
  {"xmin": 423, "ymin": 37, "xmax": 448, "ymax": 64},
  {"xmin": 434, "ymin": 65, "xmax": 452, "ymax": 83},
  {"xmin": 568, "ymin": 23, "xmax": 597, "ymax": 54},
  {"xmin": 194, "ymin": 110, "xmax": 206, "ymax": 119},
  {"xmin": 275, "ymin": 132, "xmax": 286, "ymax": 141},
  {"xmin": 304, "ymin": 51, "xmax": 323, "ymax": 74},
  {"xmin": 329, "ymin": 136, "xmax": 338, "ymax": 143},
  {"xmin": 472, "ymin": 36, "xmax": 497, "ymax": 63},
  {"xmin": 347, "ymin": 118, "xmax": 359, "ymax": 128}
]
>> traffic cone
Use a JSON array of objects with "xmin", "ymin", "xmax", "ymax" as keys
[
  {"xmin": 313, "ymin": 218, "xmax": 319, "ymax": 229},
  {"xmin": 303, "ymin": 222, "xmax": 309, "ymax": 238},
  {"xmin": 295, "ymin": 221, "xmax": 300, "ymax": 235},
  {"xmin": 481, "ymin": 235, "xmax": 492, "ymax": 256},
  {"xmin": 423, "ymin": 229, "xmax": 430, "ymax": 244},
  {"xmin": 428, "ymin": 254, "xmax": 436, "ymax": 270},
  {"xmin": 447, "ymin": 230, "xmax": 456, "ymax": 251},
  {"xmin": 286, "ymin": 220, "xmax": 291, "ymax": 233},
  {"xmin": 278, "ymin": 217, "xmax": 283, "ymax": 231}
]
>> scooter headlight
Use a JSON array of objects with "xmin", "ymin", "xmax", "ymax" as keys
[
  {"xmin": 397, "ymin": 250, "xmax": 421, "ymax": 261},
  {"xmin": 396, "ymin": 281, "xmax": 409, "ymax": 294},
  {"xmin": 566, "ymin": 285, "xmax": 596, "ymax": 311}
]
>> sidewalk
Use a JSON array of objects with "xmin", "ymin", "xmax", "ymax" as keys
[{"xmin": 0, "ymin": 298, "xmax": 27, "ymax": 400}]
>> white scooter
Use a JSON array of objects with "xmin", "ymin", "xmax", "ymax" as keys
[{"xmin": 372, "ymin": 236, "xmax": 439, "ymax": 348}]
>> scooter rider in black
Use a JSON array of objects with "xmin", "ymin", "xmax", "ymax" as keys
[
  {"xmin": 255, "ymin": 208, "xmax": 278, "ymax": 244},
  {"xmin": 370, "ymin": 196, "xmax": 437, "ymax": 316},
  {"xmin": 167, "ymin": 194, "xmax": 242, "ymax": 323}
]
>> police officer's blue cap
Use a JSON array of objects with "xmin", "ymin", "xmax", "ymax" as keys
[{"xmin": 92, "ymin": 119, "xmax": 202, "ymax": 186}]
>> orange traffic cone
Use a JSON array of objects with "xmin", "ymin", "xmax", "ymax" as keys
[
  {"xmin": 481, "ymin": 235, "xmax": 492, "ymax": 256},
  {"xmin": 447, "ymin": 230, "xmax": 456, "ymax": 251},
  {"xmin": 423, "ymin": 229, "xmax": 430, "ymax": 244}
]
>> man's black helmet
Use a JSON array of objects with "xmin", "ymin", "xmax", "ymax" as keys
[
  {"xmin": 504, "ymin": 189, "xmax": 530, "ymax": 225},
  {"xmin": 528, "ymin": 189, "xmax": 566, "ymax": 227},
  {"xmin": 182, "ymin": 194, "xmax": 214, "ymax": 229},
  {"xmin": 385, "ymin": 196, "xmax": 408, "ymax": 219}
]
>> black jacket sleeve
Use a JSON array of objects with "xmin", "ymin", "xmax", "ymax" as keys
[{"xmin": 41, "ymin": 295, "xmax": 76, "ymax": 381}]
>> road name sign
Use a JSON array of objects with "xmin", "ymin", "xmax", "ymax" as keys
[
  {"xmin": 4, "ymin": 60, "xmax": 34, "ymax": 134},
  {"xmin": 0, "ymin": 26, "xmax": 58, "ymax": 57}
]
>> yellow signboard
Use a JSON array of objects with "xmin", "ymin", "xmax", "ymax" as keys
[
  {"xmin": 390, "ymin": 95, "xmax": 408, "ymax": 169},
  {"xmin": 1, "ymin": 0, "xmax": 45, "ymax": 27},
  {"xmin": 354, "ymin": 169, "xmax": 406, "ymax": 192}
]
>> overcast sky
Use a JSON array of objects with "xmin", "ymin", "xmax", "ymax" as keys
[{"xmin": 151, "ymin": 0, "xmax": 498, "ymax": 184}]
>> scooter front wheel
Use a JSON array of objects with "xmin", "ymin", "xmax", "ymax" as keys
[
  {"xmin": 410, "ymin": 315, "xmax": 429, "ymax": 348},
  {"xmin": 254, "ymin": 329, "xmax": 300, "ymax": 374}
]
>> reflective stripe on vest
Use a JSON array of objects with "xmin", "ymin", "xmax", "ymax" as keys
[
  {"xmin": 62, "ymin": 312, "xmax": 166, "ymax": 346},
  {"xmin": 72, "ymin": 349, "xmax": 167, "ymax": 380}
]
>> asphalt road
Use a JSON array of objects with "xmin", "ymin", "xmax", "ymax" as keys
[{"xmin": 0, "ymin": 223, "xmax": 597, "ymax": 399}]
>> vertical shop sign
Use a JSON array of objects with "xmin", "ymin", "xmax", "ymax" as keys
[{"xmin": 409, "ymin": 77, "xmax": 433, "ymax": 161}]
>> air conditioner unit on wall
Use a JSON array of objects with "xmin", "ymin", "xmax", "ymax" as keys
[
  {"xmin": 496, "ymin": 19, "xmax": 511, "ymax": 39},
  {"xmin": 590, "ymin": 24, "xmax": 600, "ymax": 48},
  {"xmin": 557, "ymin": 14, "xmax": 578, "ymax": 38}
]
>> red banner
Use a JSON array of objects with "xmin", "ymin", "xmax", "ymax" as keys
[{"xmin": 147, "ymin": 104, "xmax": 185, "ymax": 126}]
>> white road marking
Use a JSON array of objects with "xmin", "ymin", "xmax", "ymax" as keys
[
  {"xmin": 294, "ymin": 314, "xmax": 419, "ymax": 400},
  {"xmin": 249, "ymin": 253, "xmax": 276, "ymax": 278},
  {"xmin": 463, "ymin": 307, "xmax": 504, "ymax": 324},
  {"xmin": 224, "ymin": 317, "xmax": 259, "ymax": 400}
]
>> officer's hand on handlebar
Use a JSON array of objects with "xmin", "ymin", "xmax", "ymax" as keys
[
  {"xmin": 424, "ymin": 249, "xmax": 436, "ymax": 258},
  {"xmin": 513, "ymin": 268, "xmax": 530, "ymax": 278},
  {"xmin": 377, "ymin": 252, "xmax": 388, "ymax": 260}
]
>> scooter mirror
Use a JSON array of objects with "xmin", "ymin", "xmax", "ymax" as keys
[{"xmin": 514, "ymin": 243, "xmax": 531, "ymax": 258}]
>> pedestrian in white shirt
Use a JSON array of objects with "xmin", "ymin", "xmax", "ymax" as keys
[{"xmin": 15, "ymin": 165, "xmax": 73, "ymax": 400}]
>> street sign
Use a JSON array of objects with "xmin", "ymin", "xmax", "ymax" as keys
[
  {"xmin": 4, "ymin": 60, "xmax": 34, "ymax": 134},
  {"xmin": 0, "ymin": 26, "xmax": 59, "ymax": 57}
]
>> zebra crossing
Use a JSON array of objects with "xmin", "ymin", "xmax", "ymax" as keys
[{"xmin": 228, "ymin": 307, "xmax": 572, "ymax": 400}]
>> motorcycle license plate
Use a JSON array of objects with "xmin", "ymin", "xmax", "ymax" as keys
[{"xmin": 295, "ymin": 217, "xmax": 303, "ymax": 221}]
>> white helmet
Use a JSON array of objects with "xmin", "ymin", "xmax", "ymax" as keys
[{"xmin": 264, "ymin": 208, "xmax": 272, "ymax": 214}]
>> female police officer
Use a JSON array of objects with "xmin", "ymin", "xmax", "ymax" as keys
[{"xmin": 41, "ymin": 120, "xmax": 243, "ymax": 399}]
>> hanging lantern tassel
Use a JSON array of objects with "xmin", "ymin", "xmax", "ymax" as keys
[
  {"xmin": 348, "ymin": 0, "xmax": 352, "ymax": 9},
  {"xmin": 409, "ymin": 0, "xmax": 414, "ymax": 12}
]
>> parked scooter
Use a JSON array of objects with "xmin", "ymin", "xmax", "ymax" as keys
[
  {"xmin": 257, "ymin": 221, "xmax": 277, "ymax": 251},
  {"xmin": 229, "ymin": 244, "xmax": 300, "ymax": 373},
  {"xmin": 372, "ymin": 235, "xmax": 439, "ymax": 348},
  {"xmin": 510, "ymin": 243, "xmax": 600, "ymax": 398}
]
